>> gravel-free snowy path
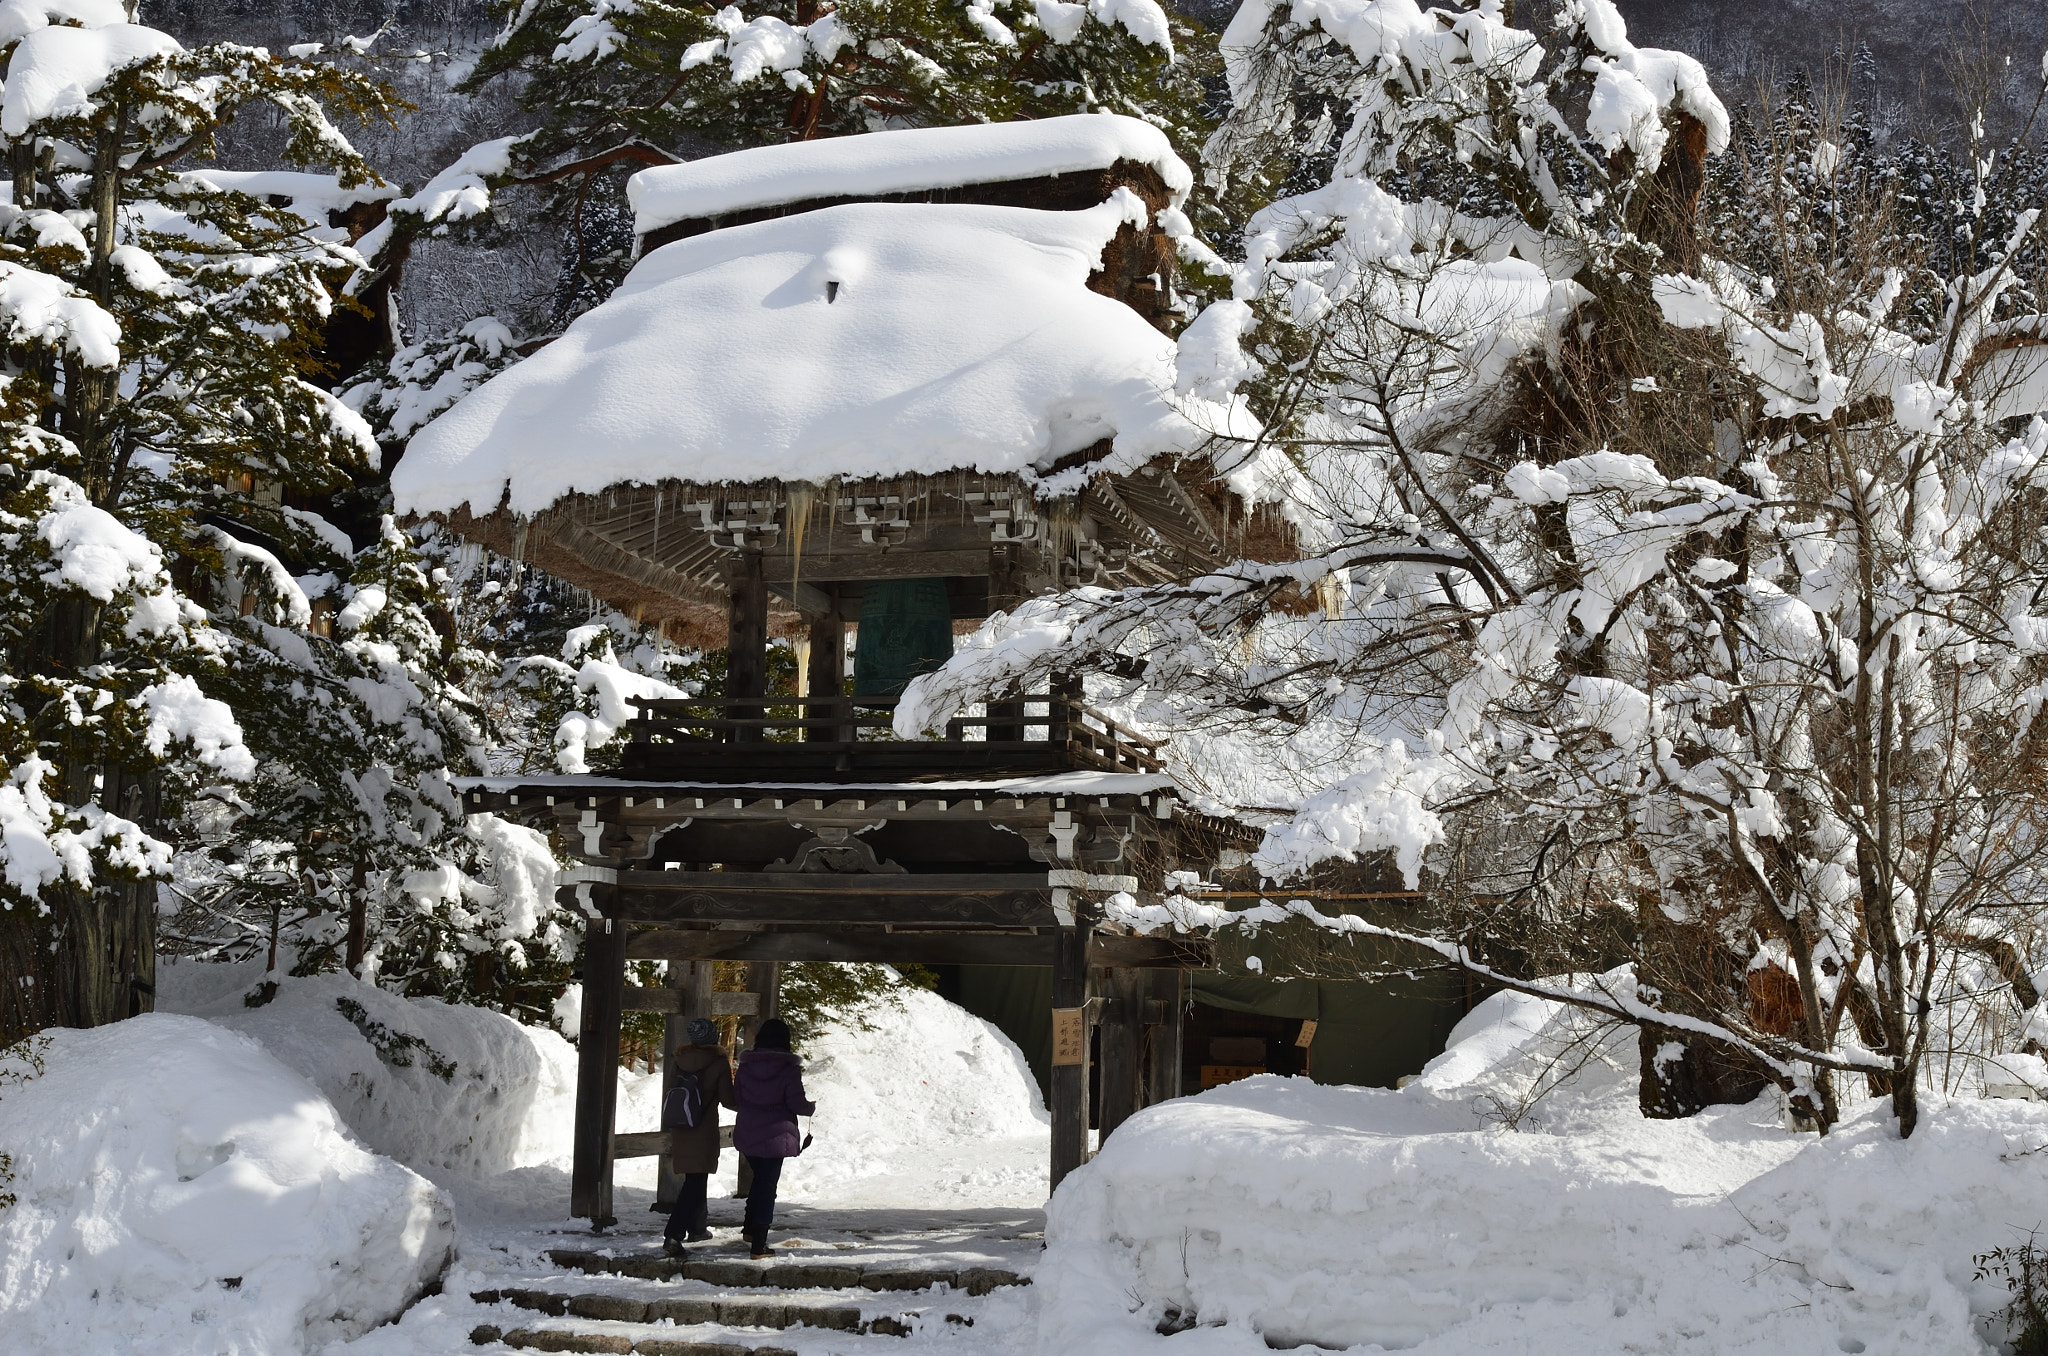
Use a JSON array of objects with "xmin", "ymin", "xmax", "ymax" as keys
[{"xmin": 338, "ymin": 1163, "xmax": 1047, "ymax": 1356}]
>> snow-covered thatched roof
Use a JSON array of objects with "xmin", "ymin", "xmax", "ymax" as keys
[
  {"xmin": 392, "ymin": 191, "xmax": 1249, "ymax": 520},
  {"xmin": 627, "ymin": 113, "xmax": 1192, "ymax": 237}
]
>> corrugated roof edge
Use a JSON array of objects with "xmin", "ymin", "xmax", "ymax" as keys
[{"xmin": 627, "ymin": 113, "xmax": 1192, "ymax": 236}]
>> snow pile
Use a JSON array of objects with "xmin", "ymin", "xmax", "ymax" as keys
[
  {"xmin": 1, "ymin": 20, "xmax": 179, "ymax": 136},
  {"xmin": 1038, "ymin": 993, "xmax": 2048, "ymax": 1355},
  {"xmin": 628, "ymin": 113, "xmax": 1191, "ymax": 234},
  {"xmin": 0, "ymin": 1014, "xmax": 454, "ymax": 1355},
  {"xmin": 160, "ymin": 962, "xmax": 583, "ymax": 1176},
  {"xmin": 780, "ymin": 984, "xmax": 1049, "ymax": 1207},
  {"xmin": 395, "ymin": 193, "xmax": 1256, "ymax": 517}
]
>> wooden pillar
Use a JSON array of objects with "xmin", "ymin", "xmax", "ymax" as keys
[
  {"xmin": 653, "ymin": 959, "xmax": 689, "ymax": 1212},
  {"xmin": 1050, "ymin": 922, "xmax": 1093, "ymax": 1192},
  {"xmin": 805, "ymin": 596, "xmax": 844, "ymax": 743},
  {"xmin": 570, "ymin": 914, "xmax": 627, "ymax": 1227},
  {"xmin": 1048, "ymin": 671, "xmax": 1082, "ymax": 751},
  {"xmin": 987, "ymin": 544, "xmax": 1025, "ymax": 741},
  {"xmin": 1097, "ymin": 967, "xmax": 1146, "ymax": 1141},
  {"xmin": 727, "ymin": 552, "xmax": 768, "ymax": 740},
  {"xmin": 1143, "ymin": 968, "xmax": 1185, "ymax": 1107}
]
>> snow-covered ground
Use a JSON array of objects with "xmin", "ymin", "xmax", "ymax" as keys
[
  {"xmin": 8, "ymin": 965, "xmax": 2048, "ymax": 1354},
  {"xmin": 1038, "ymin": 993, "xmax": 2048, "ymax": 1356}
]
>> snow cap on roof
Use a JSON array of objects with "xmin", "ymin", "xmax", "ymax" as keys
[
  {"xmin": 627, "ymin": 113, "xmax": 1193, "ymax": 237},
  {"xmin": 393, "ymin": 191, "xmax": 1253, "ymax": 520}
]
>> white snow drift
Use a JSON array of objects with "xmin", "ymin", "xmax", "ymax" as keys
[
  {"xmin": 392, "ymin": 191, "xmax": 1253, "ymax": 518},
  {"xmin": 628, "ymin": 112, "xmax": 1192, "ymax": 233},
  {"xmin": 0, "ymin": 1014, "xmax": 454, "ymax": 1355},
  {"xmin": 160, "ymin": 962, "xmax": 585, "ymax": 1176},
  {"xmin": 1039, "ymin": 991, "xmax": 2048, "ymax": 1355}
]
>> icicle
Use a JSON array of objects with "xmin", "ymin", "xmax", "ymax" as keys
[{"xmin": 786, "ymin": 483, "xmax": 815, "ymax": 590}]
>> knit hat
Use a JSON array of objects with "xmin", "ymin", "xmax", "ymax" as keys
[
  {"xmin": 755, "ymin": 1018, "xmax": 792, "ymax": 1051},
  {"xmin": 687, "ymin": 1016, "xmax": 718, "ymax": 1046}
]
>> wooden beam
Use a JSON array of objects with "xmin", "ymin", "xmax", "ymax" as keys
[
  {"xmin": 624, "ymin": 986, "xmax": 762, "ymax": 1015},
  {"xmin": 570, "ymin": 916, "xmax": 627, "ymax": 1226},
  {"xmin": 625, "ymin": 928, "xmax": 1214, "ymax": 969},
  {"xmin": 618, "ymin": 1125, "xmax": 735, "ymax": 1160},
  {"xmin": 1050, "ymin": 924, "xmax": 1092, "ymax": 1192},
  {"xmin": 769, "ymin": 578, "xmax": 835, "ymax": 617},
  {"xmin": 612, "ymin": 871, "xmax": 1057, "ymax": 927},
  {"xmin": 765, "ymin": 549, "xmax": 990, "ymax": 583},
  {"xmin": 1097, "ymin": 967, "xmax": 1145, "ymax": 1141}
]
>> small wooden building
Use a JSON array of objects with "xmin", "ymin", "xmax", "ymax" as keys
[{"xmin": 393, "ymin": 114, "xmax": 1275, "ymax": 1222}]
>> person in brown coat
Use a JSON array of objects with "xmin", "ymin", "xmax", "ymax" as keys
[{"xmin": 663, "ymin": 1017, "xmax": 736, "ymax": 1256}]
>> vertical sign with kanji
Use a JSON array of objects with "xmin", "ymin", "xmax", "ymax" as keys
[{"xmin": 1052, "ymin": 1006, "xmax": 1086, "ymax": 1066}]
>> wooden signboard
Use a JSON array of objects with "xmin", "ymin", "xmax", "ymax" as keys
[
  {"xmin": 1052, "ymin": 1006, "xmax": 1086, "ymax": 1066},
  {"xmin": 1295, "ymin": 1019, "xmax": 1318, "ymax": 1048}
]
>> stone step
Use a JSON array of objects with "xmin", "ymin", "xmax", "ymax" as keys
[
  {"xmin": 470, "ymin": 1327, "xmax": 796, "ymax": 1355},
  {"xmin": 546, "ymin": 1249, "xmax": 1027, "ymax": 1295},
  {"xmin": 472, "ymin": 1287, "xmax": 974, "ymax": 1337}
]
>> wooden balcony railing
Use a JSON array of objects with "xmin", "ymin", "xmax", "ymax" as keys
[{"xmin": 617, "ymin": 693, "xmax": 1162, "ymax": 782}]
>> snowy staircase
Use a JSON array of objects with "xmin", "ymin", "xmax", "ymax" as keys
[{"xmin": 465, "ymin": 1243, "xmax": 1030, "ymax": 1355}]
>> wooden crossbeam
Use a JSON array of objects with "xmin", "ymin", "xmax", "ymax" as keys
[
  {"xmin": 622, "ymin": 986, "xmax": 762, "ymax": 1015},
  {"xmin": 623, "ymin": 929, "xmax": 1213, "ymax": 968},
  {"xmin": 616, "ymin": 1125, "xmax": 735, "ymax": 1160},
  {"xmin": 611, "ymin": 871, "xmax": 1057, "ymax": 927}
]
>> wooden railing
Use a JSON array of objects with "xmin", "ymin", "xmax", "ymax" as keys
[{"xmin": 619, "ymin": 693, "xmax": 1162, "ymax": 780}]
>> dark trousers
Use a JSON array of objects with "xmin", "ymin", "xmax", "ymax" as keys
[
  {"xmin": 741, "ymin": 1154, "xmax": 784, "ymax": 1246},
  {"xmin": 664, "ymin": 1171, "xmax": 708, "ymax": 1241}
]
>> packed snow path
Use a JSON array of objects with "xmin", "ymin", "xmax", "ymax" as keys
[{"xmin": 340, "ymin": 1171, "xmax": 1043, "ymax": 1356}]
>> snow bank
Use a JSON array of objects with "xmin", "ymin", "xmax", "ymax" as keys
[
  {"xmin": 395, "ymin": 193, "xmax": 1252, "ymax": 517},
  {"xmin": 1039, "ymin": 994, "xmax": 2048, "ymax": 1354},
  {"xmin": 628, "ymin": 113, "xmax": 1191, "ymax": 235},
  {"xmin": 0, "ymin": 1014, "xmax": 454, "ymax": 1355},
  {"xmin": 160, "ymin": 962, "xmax": 582, "ymax": 1176}
]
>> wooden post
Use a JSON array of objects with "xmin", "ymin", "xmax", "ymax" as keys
[
  {"xmin": 653, "ymin": 959, "xmax": 689, "ymax": 1212},
  {"xmin": 1048, "ymin": 671, "xmax": 1082, "ymax": 752},
  {"xmin": 727, "ymin": 552, "xmax": 768, "ymax": 741},
  {"xmin": 570, "ymin": 915, "xmax": 627, "ymax": 1227},
  {"xmin": 1143, "ymin": 968, "xmax": 1184, "ymax": 1107},
  {"xmin": 1050, "ymin": 922, "xmax": 1093, "ymax": 1192},
  {"xmin": 1097, "ymin": 967, "xmax": 1145, "ymax": 1141},
  {"xmin": 805, "ymin": 596, "xmax": 844, "ymax": 744}
]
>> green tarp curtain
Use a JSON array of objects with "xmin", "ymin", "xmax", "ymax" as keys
[{"xmin": 853, "ymin": 577, "xmax": 954, "ymax": 697}]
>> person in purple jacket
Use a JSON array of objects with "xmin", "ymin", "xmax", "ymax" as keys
[{"xmin": 731, "ymin": 1017, "xmax": 814, "ymax": 1258}]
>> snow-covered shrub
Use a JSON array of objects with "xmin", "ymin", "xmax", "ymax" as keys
[{"xmin": 0, "ymin": 1013, "xmax": 454, "ymax": 1354}]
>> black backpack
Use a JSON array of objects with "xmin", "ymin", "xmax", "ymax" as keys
[{"xmin": 662, "ymin": 1069, "xmax": 704, "ymax": 1130}]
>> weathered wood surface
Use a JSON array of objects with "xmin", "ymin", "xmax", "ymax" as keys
[
  {"xmin": 1097, "ymin": 966, "xmax": 1146, "ymax": 1142},
  {"xmin": 570, "ymin": 916, "xmax": 627, "ymax": 1225},
  {"xmin": 616, "ymin": 1125, "xmax": 735, "ymax": 1159},
  {"xmin": 611, "ymin": 872, "xmax": 1058, "ymax": 927},
  {"xmin": 624, "ymin": 927, "xmax": 1213, "ymax": 969},
  {"xmin": 1050, "ymin": 924, "xmax": 1093, "ymax": 1192},
  {"xmin": 623, "ymin": 985, "xmax": 761, "ymax": 1015}
]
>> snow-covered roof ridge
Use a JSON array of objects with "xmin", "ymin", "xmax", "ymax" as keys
[
  {"xmin": 627, "ymin": 114, "xmax": 1193, "ymax": 237},
  {"xmin": 392, "ymin": 194, "xmax": 1255, "ymax": 520}
]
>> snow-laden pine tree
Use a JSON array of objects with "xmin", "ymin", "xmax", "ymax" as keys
[
  {"xmin": 899, "ymin": 0, "xmax": 2048, "ymax": 1137},
  {"xmin": 0, "ymin": 4, "xmax": 566, "ymax": 1034}
]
